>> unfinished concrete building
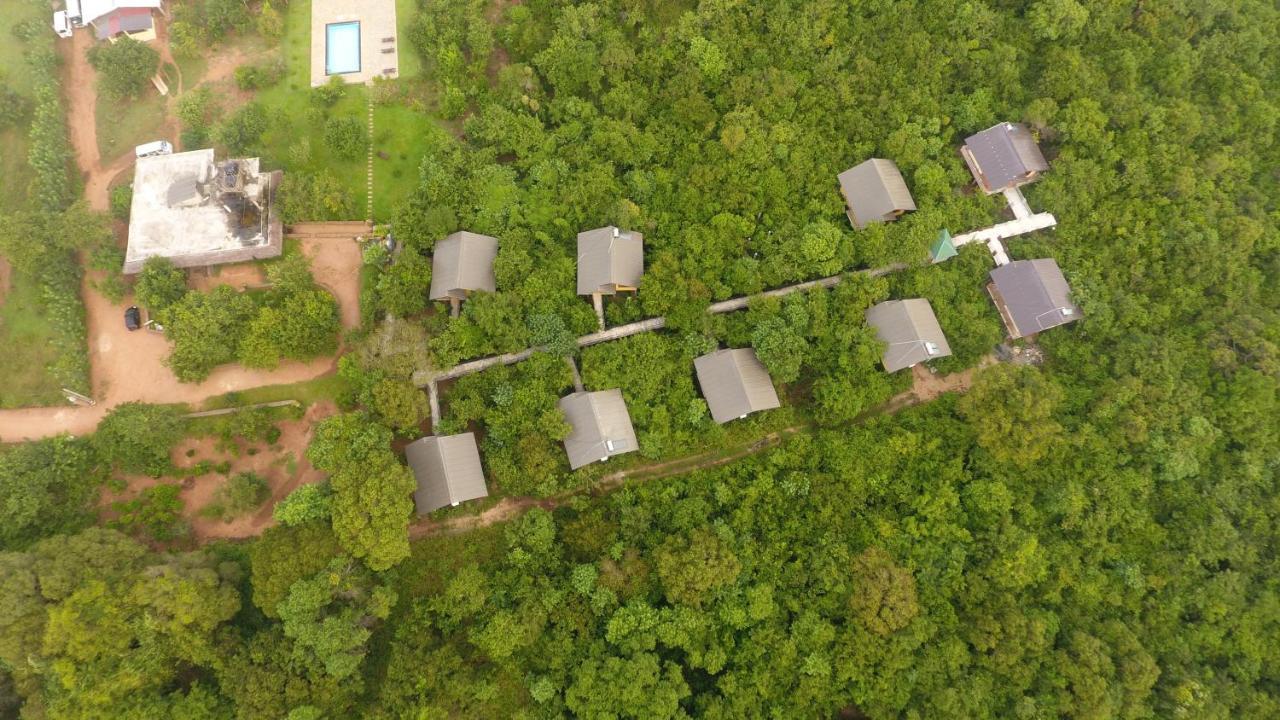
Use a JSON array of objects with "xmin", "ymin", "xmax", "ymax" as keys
[{"xmin": 123, "ymin": 149, "xmax": 282, "ymax": 274}]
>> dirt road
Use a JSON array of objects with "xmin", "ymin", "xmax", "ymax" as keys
[
  {"xmin": 409, "ymin": 360, "xmax": 989, "ymax": 539},
  {"xmin": 63, "ymin": 28, "xmax": 135, "ymax": 211},
  {"xmin": 0, "ymin": 257, "xmax": 10, "ymax": 303},
  {"xmin": 0, "ymin": 235, "xmax": 364, "ymax": 443}
]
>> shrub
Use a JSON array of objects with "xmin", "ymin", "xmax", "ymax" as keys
[
  {"xmin": 109, "ymin": 484, "xmax": 188, "ymax": 542},
  {"xmin": 312, "ymin": 76, "xmax": 347, "ymax": 107},
  {"xmin": 94, "ymin": 403, "xmax": 186, "ymax": 476},
  {"xmin": 216, "ymin": 103, "xmax": 268, "ymax": 155},
  {"xmin": 277, "ymin": 171, "xmax": 355, "ymax": 223},
  {"xmin": 87, "ymin": 36, "xmax": 160, "ymax": 99},
  {"xmin": 201, "ymin": 472, "xmax": 270, "ymax": 522},
  {"xmin": 234, "ymin": 61, "xmax": 284, "ymax": 91},
  {"xmin": 109, "ymin": 184, "xmax": 133, "ymax": 221},
  {"xmin": 0, "ymin": 82, "xmax": 30, "ymax": 130},
  {"xmin": 274, "ymin": 483, "xmax": 334, "ymax": 526},
  {"xmin": 134, "ymin": 256, "xmax": 188, "ymax": 313},
  {"xmin": 324, "ymin": 116, "xmax": 366, "ymax": 160}
]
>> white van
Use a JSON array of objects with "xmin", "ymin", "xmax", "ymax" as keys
[
  {"xmin": 52, "ymin": 11, "xmax": 74, "ymax": 39},
  {"xmin": 135, "ymin": 140, "xmax": 174, "ymax": 159}
]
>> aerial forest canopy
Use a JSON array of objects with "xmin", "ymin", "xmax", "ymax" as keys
[{"xmin": 2, "ymin": 0, "xmax": 1279, "ymax": 718}]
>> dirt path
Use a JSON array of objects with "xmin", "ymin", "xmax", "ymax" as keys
[
  {"xmin": 0, "ymin": 235, "xmax": 365, "ymax": 443},
  {"xmin": 62, "ymin": 28, "xmax": 137, "ymax": 212},
  {"xmin": 0, "ymin": 257, "xmax": 10, "ymax": 304},
  {"xmin": 409, "ymin": 360, "xmax": 990, "ymax": 539}
]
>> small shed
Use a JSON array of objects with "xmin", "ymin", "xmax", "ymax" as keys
[
  {"xmin": 961, "ymin": 122, "xmax": 1049, "ymax": 194},
  {"xmin": 837, "ymin": 158, "xmax": 916, "ymax": 230},
  {"xmin": 694, "ymin": 348, "xmax": 781, "ymax": 424},
  {"xmin": 577, "ymin": 226, "xmax": 644, "ymax": 296},
  {"xmin": 558, "ymin": 389, "xmax": 638, "ymax": 470},
  {"xmin": 405, "ymin": 433, "xmax": 489, "ymax": 515},
  {"xmin": 865, "ymin": 299, "xmax": 953, "ymax": 373},
  {"xmin": 930, "ymin": 229, "xmax": 958, "ymax": 264},
  {"xmin": 988, "ymin": 259, "xmax": 1082, "ymax": 339},
  {"xmin": 430, "ymin": 231, "xmax": 499, "ymax": 301}
]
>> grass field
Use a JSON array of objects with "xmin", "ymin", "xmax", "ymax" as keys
[
  {"xmin": 242, "ymin": 0, "xmax": 437, "ymax": 222},
  {"xmin": 97, "ymin": 90, "xmax": 168, "ymax": 162},
  {"xmin": 0, "ymin": 0, "xmax": 51, "ymax": 215},
  {"xmin": 0, "ymin": 271, "xmax": 71, "ymax": 408}
]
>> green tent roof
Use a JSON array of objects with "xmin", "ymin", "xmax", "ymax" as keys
[{"xmin": 931, "ymin": 229, "xmax": 958, "ymax": 263}]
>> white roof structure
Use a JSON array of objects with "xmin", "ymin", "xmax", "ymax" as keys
[
  {"xmin": 123, "ymin": 149, "xmax": 283, "ymax": 274},
  {"xmin": 67, "ymin": 0, "xmax": 162, "ymax": 25}
]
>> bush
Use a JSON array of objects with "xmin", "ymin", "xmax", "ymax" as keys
[
  {"xmin": 324, "ymin": 116, "xmax": 366, "ymax": 160},
  {"xmin": 87, "ymin": 36, "xmax": 160, "ymax": 100},
  {"xmin": 134, "ymin": 256, "xmax": 188, "ymax": 313},
  {"xmin": 89, "ymin": 244, "xmax": 128, "ymax": 304},
  {"xmin": 28, "ymin": 81, "xmax": 73, "ymax": 213},
  {"xmin": 93, "ymin": 403, "xmax": 186, "ymax": 476},
  {"xmin": 109, "ymin": 184, "xmax": 133, "ymax": 221},
  {"xmin": 0, "ymin": 82, "xmax": 30, "ymax": 131},
  {"xmin": 277, "ymin": 171, "xmax": 356, "ymax": 223},
  {"xmin": 234, "ymin": 61, "xmax": 284, "ymax": 91},
  {"xmin": 274, "ymin": 483, "xmax": 333, "ymax": 526},
  {"xmin": 312, "ymin": 76, "xmax": 347, "ymax": 107},
  {"xmin": 216, "ymin": 103, "xmax": 268, "ymax": 155},
  {"xmin": 200, "ymin": 472, "xmax": 270, "ymax": 522},
  {"xmin": 109, "ymin": 484, "xmax": 188, "ymax": 542}
]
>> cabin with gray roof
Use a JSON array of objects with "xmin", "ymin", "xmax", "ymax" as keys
[
  {"xmin": 694, "ymin": 348, "xmax": 781, "ymax": 424},
  {"xmin": 558, "ymin": 389, "xmax": 638, "ymax": 469},
  {"xmin": 405, "ymin": 433, "xmax": 489, "ymax": 514},
  {"xmin": 961, "ymin": 122, "xmax": 1049, "ymax": 194},
  {"xmin": 837, "ymin": 158, "xmax": 916, "ymax": 230},
  {"xmin": 577, "ymin": 226, "xmax": 644, "ymax": 295},
  {"xmin": 987, "ymin": 259, "xmax": 1081, "ymax": 339},
  {"xmin": 865, "ymin": 299, "xmax": 953, "ymax": 373},
  {"xmin": 430, "ymin": 231, "xmax": 498, "ymax": 302}
]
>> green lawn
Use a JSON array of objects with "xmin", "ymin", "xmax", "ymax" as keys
[
  {"xmin": 240, "ymin": 0, "xmax": 438, "ymax": 222},
  {"xmin": 0, "ymin": 271, "xmax": 71, "ymax": 408},
  {"xmin": 97, "ymin": 90, "xmax": 168, "ymax": 163},
  {"xmin": 1, "ymin": 0, "xmax": 54, "ymax": 214},
  {"xmin": 195, "ymin": 374, "xmax": 351, "ymax": 411},
  {"xmin": 394, "ymin": 0, "xmax": 422, "ymax": 79},
  {"xmin": 0, "ymin": 0, "xmax": 49, "ymax": 98}
]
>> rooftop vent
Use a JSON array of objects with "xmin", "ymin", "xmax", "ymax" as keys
[
  {"xmin": 612, "ymin": 227, "xmax": 620, "ymax": 238},
  {"xmin": 925, "ymin": 341, "xmax": 940, "ymax": 356}
]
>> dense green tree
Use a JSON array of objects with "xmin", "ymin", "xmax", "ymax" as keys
[
  {"xmin": 0, "ymin": 436, "xmax": 99, "ymax": 550},
  {"xmin": 133, "ymin": 256, "xmax": 188, "ymax": 312},
  {"xmin": 306, "ymin": 414, "xmax": 415, "ymax": 570},
  {"xmin": 276, "ymin": 558, "xmax": 396, "ymax": 678},
  {"xmin": 249, "ymin": 522, "xmax": 344, "ymax": 618},
  {"xmin": 162, "ymin": 285, "xmax": 256, "ymax": 382},
  {"xmin": 93, "ymin": 403, "xmax": 185, "ymax": 476},
  {"xmin": 86, "ymin": 36, "xmax": 159, "ymax": 99}
]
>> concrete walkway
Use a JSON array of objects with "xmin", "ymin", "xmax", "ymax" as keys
[
  {"xmin": 414, "ymin": 262, "xmax": 907, "ymax": 387},
  {"xmin": 951, "ymin": 185, "xmax": 1056, "ymax": 266}
]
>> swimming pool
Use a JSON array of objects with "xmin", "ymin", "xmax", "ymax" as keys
[{"xmin": 325, "ymin": 21, "xmax": 361, "ymax": 76}]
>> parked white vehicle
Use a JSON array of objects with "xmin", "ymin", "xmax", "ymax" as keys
[
  {"xmin": 52, "ymin": 11, "xmax": 73, "ymax": 38},
  {"xmin": 134, "ymin": 140, "xmax": 173, "ymax": 159}
]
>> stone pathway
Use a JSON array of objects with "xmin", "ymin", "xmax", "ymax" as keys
[{"xmin": 366, "ymin": 100, "xmax": 375, "ymax": 222}]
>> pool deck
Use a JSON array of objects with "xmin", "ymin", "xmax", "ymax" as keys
[{"xmin": 310, "ymin": 0, "xmax": 399, "ymax": 87}]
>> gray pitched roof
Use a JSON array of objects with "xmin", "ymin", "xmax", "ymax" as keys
[
  {"xmin": 577, "ymin": 226, "xmax": 644, "ymax": 295},
  {"xmin": 430, "ymin": 231, "xmax": 499, "ymax": 300},
  {"xmin": 405, "ymin": 433, "xmax": 489, "ymax": 514},
  {"xmin": 837, "ymin": 158, "xmax": 917, "ymax": 230},
  {"xmin": 865, "ymin": 299, "xmax": 953, "ymax": 373},
  {"xmin": 694, "ymin": 348, "xmax": 781, "ymax": 423},
  {"xmin": 962, "ymin": 122, "xmax": 1049, "ymax": 193},
  {"xmin": 989, "ymin": 259, "xmax": 1082, "ymax": 339},
  {"xmin": 558, "ymin": 389, "xmax": 638, "ymax": 469}
]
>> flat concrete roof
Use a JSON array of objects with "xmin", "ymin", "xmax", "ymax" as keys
[
  {"xmin": 124, "ymin": 149, "xmax": 282, "ymax": 274},
  {"xmin": 311, "ymin": 0, "xmax": 399, "ymax": 87}
]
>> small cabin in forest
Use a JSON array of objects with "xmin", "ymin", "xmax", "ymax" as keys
[
  {"xmin": 430, "ymin": 231, "xmax": 499, "ymax": 305},
  {"xmin": 987, "ymin": 259, "xmax": 1082, "ymax": 339},
  {"xmin": 693, "ymin": 348, "xmax": 781, "ymax": 424},
  {"xmin": 405, "ymin": 433, "xmax": 489, "ymax": 514},
  {"xmin": 961, "ymin": 122, "xmax": 1049, "ymax": 194},
  {"xmin": 558, "ymin": 389, "xmax": 638, "ymax": 470},
  {"xmin": 837, "ymin": 158, "xmax": 917, "ymax": 230},
  {"xmin": 865, "ymin": 299, "xmax": 953, "ymax": 373},
  {"xmin": 577, "ymin": 226, "xmax": 644, "ymax": 296}
]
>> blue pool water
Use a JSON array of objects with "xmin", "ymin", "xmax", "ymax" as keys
[{"xmin": 326, "ymin": 21, "xmax": 361, "ymax": 75}]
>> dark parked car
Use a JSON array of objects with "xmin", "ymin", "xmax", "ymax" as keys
[{"xmin": 125, "ymin": 306, "xmax": 141, "ymax": 331}]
